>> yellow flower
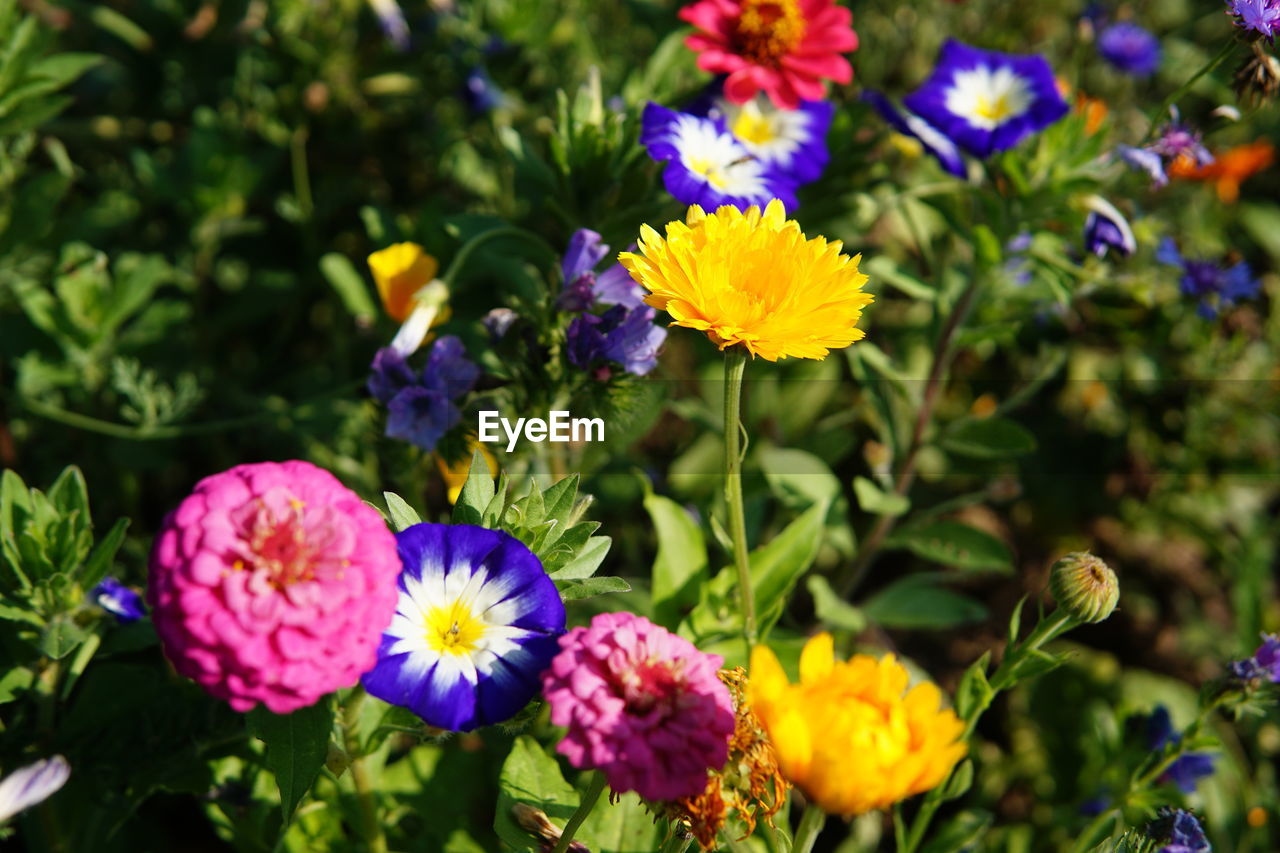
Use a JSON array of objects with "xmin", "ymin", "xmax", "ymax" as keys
[
  {"xmin": 368, "ymin": 242, "xmax": 439, "ymax": 322},
  {"xmin": 619, "ymin": 200, "xmax": 873, "ymax": 362},
  {"xmin": 435, "ymin": 441, "xmax": 498, "ymax": 504},
  {"xmin": 748, "ymin": 633, "xmax": 966, "ymax": 816}
]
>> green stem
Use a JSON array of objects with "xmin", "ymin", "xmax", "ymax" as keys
[
  {"xmin": 660, "ymin": 830, "xmax": 691, "ymax": 853},
  {"xmin": 791, "ymin": 802, "xmax": 826, "ymax": 853},
  {"xmin": 552, "ymin": 771, "xmax": 607, "ymax": 853},
  {"xmin": 441, "ymin": 226, "xmax": 555, "ymax": 287},
  {"xmin": 722, "ymin": 346, "xmax": 756, "ymax": 645},
  {"xmin": 1069, "ymin": 808, "xmax": 1120, "ymax": 853},
  {"xmin": 1142, "ymin": 39, "xmax": 1238, "ymax": 143},
  {"xmin": 342, "ymin": 688, "xmax": 387, "ymax": 853}
]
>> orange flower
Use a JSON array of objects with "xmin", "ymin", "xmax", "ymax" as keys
[
  {"xmin": 1075, "ymin": 92, "xmax": 1107, "ymax": 136},
  {"xmin": 1169, "ymin": 141, "xmax": 1275, "ymax": 204}
]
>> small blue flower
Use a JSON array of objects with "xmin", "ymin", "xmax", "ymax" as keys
[
  {"xmin": 1083, "ymin": 197, "xmax": 1136, "ymax": 258},
  {"xmin": 361, "ymin": 523, "xmax": 566, "ymax": 731},
  {"xmin": 1228, "ymin": 633, "xmax": 1280, "ymax": 682},
  {"xmin": 1117, "ymin": 144, "xmax": 1170, "ymax": 187},
  {"xmin": 558, "ymin": 229, "xmax": 611, "ymax": 312},
  {"xmin": 691, "ymin": 89, "xmax": 834, "ymax": 185},
  {"xmin": 463, "ymin": 66, "xmax": 503, "ymax": 113},
  {"xmin": 901, "ymin": 40, "xmax": 1069, "ymax": 158},
  {"xmin": 1157, "ymin": 239, "xmax": 1260, "ymax": 319},
  {"xmin": 1145, "ymin": 706, "xmax": 1216, "ymax": 793},
  {"xmin": 368, "ymin": 336, "xmax": 480, "ymax": 451},
  {"xmin": 863, "ymin": 90, "xmax": 968, "ymax": 177},
  {"xmin": 640, "ymin": 102, "xmax": 798, "ymax": 211},
  {"xmin": 1098, "ymin": 22, "xmax": 1162, "ymax": 76},
  {"xmin": 91, "ymin": 577, "xmax": 146, "ymax": 624},
  {"xmin": 566, "ymin": 304, "xmax": 667, "ymax": 377},
  {"xmin": 1150, "ymin": 808, "xmax": 1211, "ymax": 853},
  {"xmin": 1229, "ymin": 0, "xmax": 1280, "ymax": 42}
]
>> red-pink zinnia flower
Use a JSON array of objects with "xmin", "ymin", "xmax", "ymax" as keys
[
  {"xmin": 542, "ymin": 612, "xmax": 735, "ymax": 801},
  {"xmin": 148, "ymin": 461, "xmax": 400, "ymax": 713},
  {"xmin": 679, "ymin": 0, "xmax": 858, "ymax": 110}
]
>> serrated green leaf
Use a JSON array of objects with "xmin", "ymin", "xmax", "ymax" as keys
[
  {"xmin": 482, "ymin": 472, "xmax": 510, "ymax": 528},
  {"xmin": 852, "ymin": 476, "xmax": 910, "ymax": 516},
  {"xmin": 885, "ymin": 521, "xmax": 1012, "ymax": 573},
  {"xmin": 540, "ymin": 475, "xmax": 579, "ymax": 532},
  {"xmin": 864, "ymin": 575, "xmax": 987, "ymax": 629},
  {"xmin": 547, "ymin": 536, "xmax": 611, "ymax": 581},
  {"xmin": 540, "ymin": 522, "xmax": 600, "ymax": 573},
  {"xmin": 643, "ymin": 489, "xmax": 706, "ymax": 630},
  {"xmin": 941, "ymin": 417, "xmax": 1037, "ymax": 460},
  {"xmin": 495, "ymin": 736, "xmax": 579, "ymax": 853},
  {"xmin": 383, "ymin": 491, "xmax": 422, "ymax": 533},
  {"xmin": 806, "ymin": 574, "xmax": 866, "ymax": 632},
  {"xmin": 248, "ymin": 699, "xmax": 334, "ymax": 823},
  {"xmin": 453, "ymin": 450, "xmax": 496, "ymax": 526},
  {"xmin": 554, "ymin": 575, "xmax": 629, "ymax": 601}
]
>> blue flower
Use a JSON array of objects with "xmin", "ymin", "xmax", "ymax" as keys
[
  {"xmin": 863, "ymin": 91, "xmax": 968, "ymax": 177},
  {"xmin": 1151, "ymin": 808, "xmax": 1211, "ymax": 853},
  {"xmin": 368, "ymin": 336, "xmax": 480, "ymax": 451},
  {"xmin": 690, "ymin": 89, "xmax": 834, "ymax": 185},
  {"xmin": 1117, "ymin": 144, "xmax": 1171, "ymax": 187},
  {"xmin": 361, "ymin": 523, "xmax": 566, "ymax": 731},
  {"xmin": 640, "ymin": 102, "xmax": 798, "ymax": 211},
  {"xmin": 1145, "ymin": 706, "xmax": 1216, "ymax": 793},
  {"xmin": 91, "ymin": 577, "xmax": 146, "ymax": 624},
  {"xmin": 1157, "ymin": 239, "xmax": 1260, "ymax": 319},
  {"xmin": 566, "ymin": 304, "xmax": 667, "ymax": 377},
  {"xmin": 1229, "ymin": 0, "xmax": 1280, "ymax": 42},
  {"xmin": 463, "ymin": 66, "xmax": 503, "ymax": 113},
  {"xmin": 1228, "ymin": 633, "xmax": 1280, "ymax": 682},
  {"xmin": 1083, "ymin": 197, "xmax": 1136, "ymax": 258},
  {"xmin": 1098, "ymin": 22, "xmax": 1162, "ymax": 76},
  {"xmin": 558, "ymin": 229, "xmax": 646, "ymax": 310},
  {"xmin": 901, "ymin": 40, "xmax": 1069, "ymax": 158}
]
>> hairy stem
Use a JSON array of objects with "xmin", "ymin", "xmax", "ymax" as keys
[
  {"xmin": 722, "ymin": 346, "xmax": 756, "ymax": 644},
  {"xmin": 791, "ymin": 802, "xmax": 826, "ymax": 853}
]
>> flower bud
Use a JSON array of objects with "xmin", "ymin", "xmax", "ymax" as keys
[{"xmin": 1049, "ymin": 552, "xmax": 1118, "ymax": 624}]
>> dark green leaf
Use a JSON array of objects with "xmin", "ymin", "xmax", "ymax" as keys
[
  {"xmin": 247, "ymin": 699, "xmax": 335, "ymax": 823},
  {"xmin": 806, "ymin": 575, "xmax": 866, "ymax": 632},
  {"xmin": 494, "ymin": 736, "xmax": 579, "ymax": 853},
  {"xmin": 864, "ymin": 576, "xmax": 987, "ymax": 629},
  {"xmin": 383, "ymin": 491, "xmax": 422, "ymax": 533},
  {"xmin": 643, "ymin": 489, "xmax": 706, "ymax": 629},
  {"xmin": 79, "ymin": 517, "xmax": 129, "ymax": 588},
  {"xmin": 885, "ymin": 521, "xmax": 1013, "ymax": 573},
  {"xmin": 942, "ymin": 417, "xmax": 1037, "ymax": 460},
  {"xmin": 954, "ymin": 652, "xmax": 992, "ymax": 721},
  {"xmin": 41, "ymin": 613, "xmax": 91, "ymax": 659},
  {"xmin": 919, "ymin": 809, "xmax": 993, "ymax": 853}
]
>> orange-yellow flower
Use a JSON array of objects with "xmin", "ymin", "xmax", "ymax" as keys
[
  {"xmin": 748, "ymin": 633, "xmax": 966, "ymax": 816},
  {"xmin": 1168, "ymin": 141, "xmax": 1275, "ymax": 204},
  {"xmin": 368, "ymin": 242, "xmax": 439, "ymax": 322},
  {"xmin": 619, "ymin": 200, "xmax": 873, "ymax": 362}
]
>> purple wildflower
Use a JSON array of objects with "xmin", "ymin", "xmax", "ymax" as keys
[
  {"xmin": 368, "ymin": 336, "xmax": 479, "ymax": 451},
  {"xmin": 91, "ymin": 577, "xmax": 146, "ymax": 624},
  {"xmin": 367, "ymin": 0, "xmax": 410, "ymax": 52},
  {"xmin": 566, "ymin": 305, "xmax": 666, "ymax": 377},
  {"xmin": 1157, "ymin": 239, "xmax": 1260, "ymax": 319},
  {"xmin": 1228, "ymin": 0, "xmax": 1280, "ymax": 41},
  {"xmin": 1150, "ymin": 808, "xmax": 1211, "ymax": 853},
  {"xmin": 1229, "ymin": 633, "xmax": 1280, "ymax": 681},
  {"xmin": 1145, "ymin": 706, "xmax": 1216, "ymax": 794},
  {"xmin": 1098, "ymin": 22, "xmax": 1162, "ymax": 76},
  {"xmin": 0, "ymin": 756, "xmax": 70, "ymax": 822}
]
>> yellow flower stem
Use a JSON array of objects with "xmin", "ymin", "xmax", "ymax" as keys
[
  {"xmin": 722, "ymin": 345, "xmax": 757, "ymax": 645},
  {"xmin": 791, "ymin": 802, "xmax": 826, "ymax": 853},
  {"xmin": 551, "ymin": 771, "xmax": 607, "ymax": 853},
  {"xmin": 342, "ymin": 686, "xmax": 388, "ymax": 853}
]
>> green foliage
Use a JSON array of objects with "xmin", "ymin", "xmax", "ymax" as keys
[{"xmin": 247, "ymin": 700, "xmax": 336, "ymax": 823}]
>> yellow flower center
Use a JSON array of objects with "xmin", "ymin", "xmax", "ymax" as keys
[
  {"xmin": 734, "ymin": 0, "xmax": 806, "ymax": 66},
  {"xmin": 973, "ymin": 93, "xmax": 1014, "ymax": 122},
  {"xmin": 425, "ymin": 599, "xmax": 487, "ymax": 655},
  {"xmin": 731, "ymin": 109, "xmax": 777, "ymax": 146},
  {"xmin": 687, "ymin": 156, "xmax": 732, "ymax": 188}
]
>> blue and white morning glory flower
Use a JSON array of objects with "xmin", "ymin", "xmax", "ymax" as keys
[
  {"xmin": 864, "ymin": 90, "xmax": 968, "ymax": 177},
  {"xmin": 902, "ymin": 40, "xmax": 1069, "ymax": 158},
  {"xmin": 361, "ymin": 523, "xmax": 566, "ymax": 732},
  {"xmin": 694, "ymin": 93, "xmax": 835, "ymax": 185},
  {"xmin": 0, "ymin": 756, "xmax": 70, "ymax": 823},
  {"xmin": 640, "ymin": 103, "xmax": 798, "ymax": 211},
  {"xmin": 1083, "ymin": 196, "xmax": 1136, "ymax": 259},
  {"xmin": 91, "ymin": 577, "xmax": 146, "ymax": 624}
]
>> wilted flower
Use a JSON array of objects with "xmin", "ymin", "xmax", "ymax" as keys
[
  {"xmin": 541, "ymin": 612, "xmax": 735, "ymax": 801},
  {"xmin": 1229, "ymin": 633, "xmax": 1280, "ymax": 682},
  {"xmin": 368, "ymin": 336, "xmax": 479, "ymax": 452},
  {"xmin": 749, "ymin": 633, "xmax": 966, "ymax": 816},
  {"xmin": 148, "ymin": 461, "xmax": 401, "ymax": 713},
  {"xmin": 1227, "ymin": 0, "xmax": 1280, "ymax": 41},
  {"xmin": 1098, "ymin": 22, "xmax": 1162, "ymax": 76},
  {"xmin": 511, "ymin": 803, "xmax": 590, "ymax": 853},
  {"xmin": 1235, "ymin": 44, "xmax": 1280, "ymax": 103},
  {"xmin": 679, "ymin": 0, "xmax": 858, "ymax": 109},
  {"xmin": 864, "ymin": 91, "xmax": 968, "ymax": 177},
  {"xmin": 901, "ymin": 40, "xmax": 1069, "ymax": 158},
  {"xmin": 1049, "ymin": 552, "xmax": 1119, "ymax": 623},
  {"xmin": 0, "ymin": 756, "xmax": 70, "ymax": 823},
  {"xmin": 91, "ymin": 577, "xmax": 146, "ymax": 624},
  {"xmin": 620, "ymin": 200, "xmax": 873, "ymax": 361},
  {"xmin": 640, "ymin": 103, "xmax": 798, "ymax": 211},
  {"xmin": 1144, "ymin": 706, "xmax": 1216, "ymax": 794},
  {"xmin": 1168, "ymin": 140, "xmax": 1274, "ymax": 203},
  {"xmin": 1157, "ymin": 239, "xmax": 1261, "ymax": 319},
  {"xmin": 362, "ymin": 523, "xmax": 565, "ymax": 731}
]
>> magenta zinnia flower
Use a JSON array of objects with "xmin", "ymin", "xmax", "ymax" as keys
[
  {"xmin": 148, "ymin": 461, "xmax": 401, "ymax": 713},
  {"xmin": 541, "ymin": 612, "xmax": 735, "ymax": 801}
]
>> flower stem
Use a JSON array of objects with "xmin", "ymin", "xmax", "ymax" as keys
[
  {"xmin": 552, "ymin": 771, "xmax": 607, "ymax": 853},
  {"xmin": 441, "ymin": 226, "xmax": 555, "ymax": 287},
  {"xmin": 791, "ymin": 802, "xmax": 826, "ymax": 853},
  {"xmin": 1142, "ymin": 38, "xmax": 1238, "ymax": 143},
  {"xmin": 722, "ymin": 345, "xmax": 756, "ymax": 645},
  {"xmin": 342, "ymin": 687, "xmax": 387, "ymax": 853}
]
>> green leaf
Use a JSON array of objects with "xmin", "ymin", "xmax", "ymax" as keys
[
  {"xmin": 481, "ymin": 472, "xmax": 510, "ymax": 528},
  {"xmin": 919, "ymin": 809, "xmax": 993, "ymax": 853},
  {"xmin": 643, "ymin": 489, "xmax": 707, "ymax": 630},
  {"xmin": 247, "ymin": 699, "xmax": 335, "ymax": 823},
  {"xmin": 1009, "ymin": 648, "xmax": 1066, "ymax": 681},
  {"xmin": 79, "ymin": 517, "xmax": 129, "ymax": 588},
  {"xmin": 319, "ymin": 253, "xmax": 377, "ymax": 323},
  {"xmin": 751, "ymin": 500, "xmax": 830, "ymax": 633},
  {"xmin": 806, "ymin": 575, "xmax": 866, "ymax": 632},
  {"xmin": 885, "ymin": 521, "xmax": 1013, "ymax": 573},
  {"xmin": 40, "ymin": 613, "xmax": 90, "ymax": 659},
  {"xmin": 494, "ymin": 736, "xmax": 579, "ymax": 853},
  {"xmin": 941, "ymin": 417, "xmax": 1037, "ymax": 460},
  {"xmin": 863, "ymin": 575, "xmax": 987, "ymax": 629},
  {"xmin": 579, "ymin": 791, "xmax": 663, "ymax": 853},
  {"xmin": 759, "ymin": 447, "xmax": 841, "ymax": 509},
  {"xmin": 547, "ymin": 535, "xmax": 611, "ymax": 581},
  {"xmin": 452, "ymin": 451, "xmax": 496, "ymax": 526},
  {"xmin": 28, "ymin": 52, "xmax": 102, "ymax": 89},
  {"xmin": 940, "ymin": 760, "xmax": 975, "ymax": 802},
  {"xmin": 954, "ymin": 652, "xmax": 993, "ymax": 721},
  {"xmin": 383, "ymin": 491, "xmax": 422, "ymax": 533},
  {"xmin": 852, "ymin": 476, "xmax": 909, "ymax": 516},
  {"xmin": 554, "ymin": 576, "xmax": 630, "ymax": 601},
  {"xmin": 47, "ymin": 466, "xmax": 90, "ymax": 527}
]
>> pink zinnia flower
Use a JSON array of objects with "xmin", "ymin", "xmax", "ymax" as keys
[
  {"xmin": 148, "ymin": 461, "xmax": 401, "ymax": 714},
  {"xmin": 679, "ymin": 0, "xmax": 858, "ymax": 109},
  {"xmin": 541, "ymin": 612, "xmax": 735, "ymax": 801}
]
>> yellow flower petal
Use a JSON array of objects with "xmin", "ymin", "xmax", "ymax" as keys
[
  {"xmin": 799, "ymin": 632, "xmax": 834, "ymax": 684},
  {"xmin": 368, "ymin": 242, "xmax": 439, "ymax": 322}
]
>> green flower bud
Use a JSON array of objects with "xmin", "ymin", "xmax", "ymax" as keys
[{"xmin": 1049, "ymin": 552, "xmax": 1118, "ymax": 624}]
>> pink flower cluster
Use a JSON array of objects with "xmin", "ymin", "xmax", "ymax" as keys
[
  {"xmin": 148, "ymin": 461, "xmax": 401, "ymax": 713},
  {"xmin": 542, "ymin": 612, "xmax": 735, "ymax": 801}
]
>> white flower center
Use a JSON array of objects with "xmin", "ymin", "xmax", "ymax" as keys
[
  {"xmin": 672, "ymin": 115, "xmax": 768, "ymax": 195},
  {"xmin": 944, "ymin": 65, "xmax": 1033, "ymax": 130},
  {"xmin": 720, "ymin": 96, "xmax": 811, "ymax": 165}
]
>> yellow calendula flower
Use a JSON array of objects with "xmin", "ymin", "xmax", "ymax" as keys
[
  {"xmin": 368, "ymin": 242, "xmax": 439, "ymax": 322},
  {"xmin": 619, "ymin": 200, "xmax": 873, "ymax": 362},
  {"xmin": 748, "ymin": 633, "xmax": 966, "ymax": 816}
]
